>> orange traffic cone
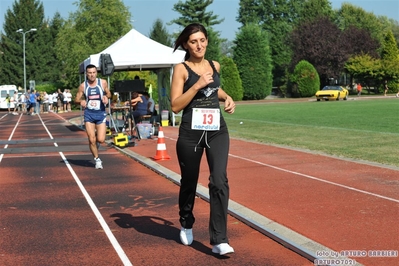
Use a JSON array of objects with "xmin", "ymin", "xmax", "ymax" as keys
[{"xmin": 153, "ymin": 126, "xmax": 171, "ymax": 160}]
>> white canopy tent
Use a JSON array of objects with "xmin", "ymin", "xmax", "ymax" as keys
[
  {"xmin": 78, "ymin": 29, "xmax": 186, "ymax": 126},
  {"xmin": 79, "ymin": 29, "xmax": 185, "ymax": 72}
]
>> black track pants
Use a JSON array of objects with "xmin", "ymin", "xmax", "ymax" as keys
[{"xmin": 177, "ymin": 127, "xmax": 230, "ymax": 245}]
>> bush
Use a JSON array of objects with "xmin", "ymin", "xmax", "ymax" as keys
[
  {"xmin": 220, "ymin": 56, "xmax": 243, "ymax": 101},
  {"xmin": 291, "ymin": 60, "xmax": 320, "ymax": 97},
  {"xmin": 35, "ymin": 82, "xmax": 63, "ymax": 94},
  {"xmin": 233, "ymin": 24, "xmax": 272, "ymax": 100}
]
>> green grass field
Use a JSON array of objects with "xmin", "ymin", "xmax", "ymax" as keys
[{"xmin": 224, "ymin": 97, "xmax": 399, "ymax": 167}]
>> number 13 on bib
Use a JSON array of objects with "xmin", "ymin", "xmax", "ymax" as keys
[{"xmin": 191, "ymin": 108, "xmax": 220, "ymax": 131}]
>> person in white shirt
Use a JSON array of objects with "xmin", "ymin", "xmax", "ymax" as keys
[
  {"xmin": 66, "ymin": 89, "xmax": 72, "ymax": 112},
  {"xmin": 143, "ymin": 91, "xmax": 155, "ymax": 115},
  {"xmin": 63, "ymin": 89, "xmax": 68, "ymax": 112},
  {"xmin": 52, "ymin": 92, "xmax": 58, "ymax": 112},
  {"xmin": 12, "ymin": 91, "xmax": 19, "ymax": 115},
  {"xmin": 42, "ymin": 92, "xmax": 49, "ymax": 113},
  {"xmin": 20, "ymin": 93, "xmax": 27, "ymax": 113},
  {"xmin": 48, "ymin": 91, "xmax": 54, "ymax": 112}
]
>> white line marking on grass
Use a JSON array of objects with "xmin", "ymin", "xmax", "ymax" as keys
[
  {"xmin": 229, "ymin": 154, "xmax": 399, "ymax": 204},
  {"xmin": 226, "ymin": 117, "xmax": 399, "ymax": 135},
  {"xmin": 166, "ymin": 135, "xmax": 398, "ymax": 203},
  {"xmin": 59, "ymin": 152, "xmax": 133, "ymax": 266}
]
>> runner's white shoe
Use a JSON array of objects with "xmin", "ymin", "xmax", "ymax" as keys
[
  {"xmin": 95, "ymin": 158, "xmax": 103, "ymax": 169},
  {"xmin": 212, "ymin": 243, "xmax": 234, "ymax": 255},
  {"xmin": 179, "ymin": 227, "xmax": 193, "ymax": 245}
]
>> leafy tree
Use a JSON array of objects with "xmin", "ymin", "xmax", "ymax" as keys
[
  {"xmin": 345, "ymin": 54, "xmax": 381, "ymax": 88},
  {"xmin": 169, "ymin": 0, "xmax": 224, "ymax": 28},
  {"xmin": 233, "ymin": 24, "xmax": 272, "ymax": 100},
  {"xmin": 344, "ymin": 31, "xmax": 399, "ymax": 93},
  {"xmin": 0, "ymin": 0, "xmax": 44, "ymax": 88},
  {"xmin": 380, "ymin": 30, "xmax": 399, "ymax": 91},
  {"xmin": 47, "ymin": 13, "xmax": 65, "ymax": 83},
  {"xmin": 220, "ymin": 56, "xmax": 243, "ymax": 101},
  {"xmin": 149, "ymin": 19, "xmax": 173, "ymax": 47},
  {"xmin": 237, "ymin": 0, "xmax": 302, "ymax": 87},
  {"xmin": 290, "ymin": 17, "xmax": 347, "ymax": 86},
  {"xmin": 169, "ymin": 0, "xmax": 224, "ymax": 66},
  {"xmin": 340, "ymin": 25, "xmax": 380, "ymax": 59},
  {"xmin": 205, "ymin": 27, "xmax": 221, "ymax": 62},
  {"xmin": 386, "ymin": 19, "xmax": 399, "ymax": 48},
  {"xmin": 335, "ymin": 3, "xmax": 386, "ymax": 48},
  {"xmin": 381, "ymin": 30, "xmax": 399, "ymax": 61},
  {"xmin": 148, "ymin": 18, "xmax": 174, "ymax": 103},
  {"xmin": 298, "ymin": 0, "xmax": 335, "ymax": 24},
  {"xmin": 55, "ymin": 0, "xmax": 131, "ymax": 89},
  {"xmin": 291, "ymin": 60, "xmax": 320, "ymax": 97},
  {"xmin": 33, "ymin": 13, "xmax": 65, "ymax": 85}
]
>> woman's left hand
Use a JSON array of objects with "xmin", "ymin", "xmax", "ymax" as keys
[{"xmin": 224, "ymin": 97, "xmax": 235, "ymax": 114}]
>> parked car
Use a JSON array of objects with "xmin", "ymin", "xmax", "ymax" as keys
[{"xmin": 315, "ymin": 86, "xmax": 349, "ymax": 101}]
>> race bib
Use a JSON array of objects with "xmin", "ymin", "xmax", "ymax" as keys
[
  {"xmin": 88, "ymin": 100, "xmax": 101, "ymax": 110},
  {"xmin": 191, "ymin": 108, "xmax": 220, "ymax": 130}
]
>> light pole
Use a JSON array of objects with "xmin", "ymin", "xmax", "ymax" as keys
[{"xmin": 16, "ymin": 28, "xmax": 37, "ymax": 94}]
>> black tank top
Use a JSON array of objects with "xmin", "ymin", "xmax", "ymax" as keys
[{"xmin": 180, "ymin": 60, "xmax": 226, "ymax": 129}]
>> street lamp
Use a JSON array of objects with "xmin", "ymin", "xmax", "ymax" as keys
[{"xmin": 16, "ymin": 28, "xmax": 37, "ymax": 94}]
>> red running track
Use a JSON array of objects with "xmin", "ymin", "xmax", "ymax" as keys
[
  {"xmin": 0, "ymin": 111, "xmax": 312, "ymax": 265},
  {"xmin": 122, "ymin": 122, "xmax": 399, "ymax": 266}
]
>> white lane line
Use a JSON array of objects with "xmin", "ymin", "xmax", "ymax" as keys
[
  {"xmin": 167, "ymin": 135, "xmax": 398, "ymax": 203},
  {"xmin": 0, "ymin": 113, "xmax": 8, "ymax": 120},
  {"xmin": 226, "ymin": 117, "xmax": 399, "ymax": 136},
  {"xmin": 2, "ymin": 114, "xmax": 132, "ymax": 265},
  {"xmin": 39, "ymin": 116, "xmax": 133, "ymax": 266},
  {"xmin": 229, "ymin": 154, "xmax": 399, "ymax": 204},
  {"xmin": 39, "ymin": 114, "xmax": 133, "ymax": 265},
  {"xmin": 0, "ymin": 113, "xmax": 23, "ymax": 162},
  {"xmin": 59, "ymin": 152, "xmax": 133, "ymax": 266},
  {"xmin": 38, "ymin": 114, "xmax": 55, "ymax": 141}
]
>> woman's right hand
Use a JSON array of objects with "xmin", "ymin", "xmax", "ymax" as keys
[{"xmin": 197, "ymin": 72, "xmax": 214, "ymax": 89}]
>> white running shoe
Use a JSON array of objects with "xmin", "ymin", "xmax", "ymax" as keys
[
  {"xmin": 179, "ymin": 227, "xmax": 193, "ymax": 246},
  {"xmin": 95, "ymin": 158, "xmax": 103, "ymax": 169},
  {"xmin": 212, "ymin": 243, "xmax": 234, "ymax": 255}
]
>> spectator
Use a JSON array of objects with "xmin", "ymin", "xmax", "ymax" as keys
[
  {"xmin": 384, "ymin": 80, "xmax": 389, "ymax": 96},
  {"xmin": 125, "ymin": 91, "xmax": 148, "ymax": 124},
  {"xmin": 12, "ymin": 90, "xmax": 19, "ymax": 115},
  {"xmin": 66, "ymin": 89, "xmax": 73, "ymax": 112},
  {"xmin": 42, "ymin": 92, "xmax": 49, "ymax": 113},
  {"xmin": 35, "ymin": 90, "xmax": 41, "ymax": 114},
  {"xmin": 357, "ymin": 83, "xmax": 362, "ymax": 97},
  {"xmin": 57, "ymin": 89, "xmax": 64, "ymax": 113},
  {"xmin": 52, "ymin": 92, "xmax": 58, "ymax": 112},
  {"xmin": 20, "ymin": 92, "xmax": 27, "ymax": 113},
  {"xmin": 29, "ymin": 90, "xmax": 37, "ymax": 115},
  {"xmin": 48, "ymin": 91, "xmax": 54, "ymax": 112},
  {"xmin": 5, "ymin": 93, "xmax": 11, "ymax": 113},
  {"xmin": 143, "ymin": 91, "xmax": 155, "ymax": 115},
  {"xmin": 63, "ymin": 89, "xmax": 68, "ymax": 112}
]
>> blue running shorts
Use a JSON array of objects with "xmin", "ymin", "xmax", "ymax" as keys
[{"xmin": 84, "ymin": 110, "xmax": 107, "ymax": 125}]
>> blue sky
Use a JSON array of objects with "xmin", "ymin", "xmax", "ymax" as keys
[{"xmin": 0, "ymin": 0, "xmax": 398, "ymax": 41}]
